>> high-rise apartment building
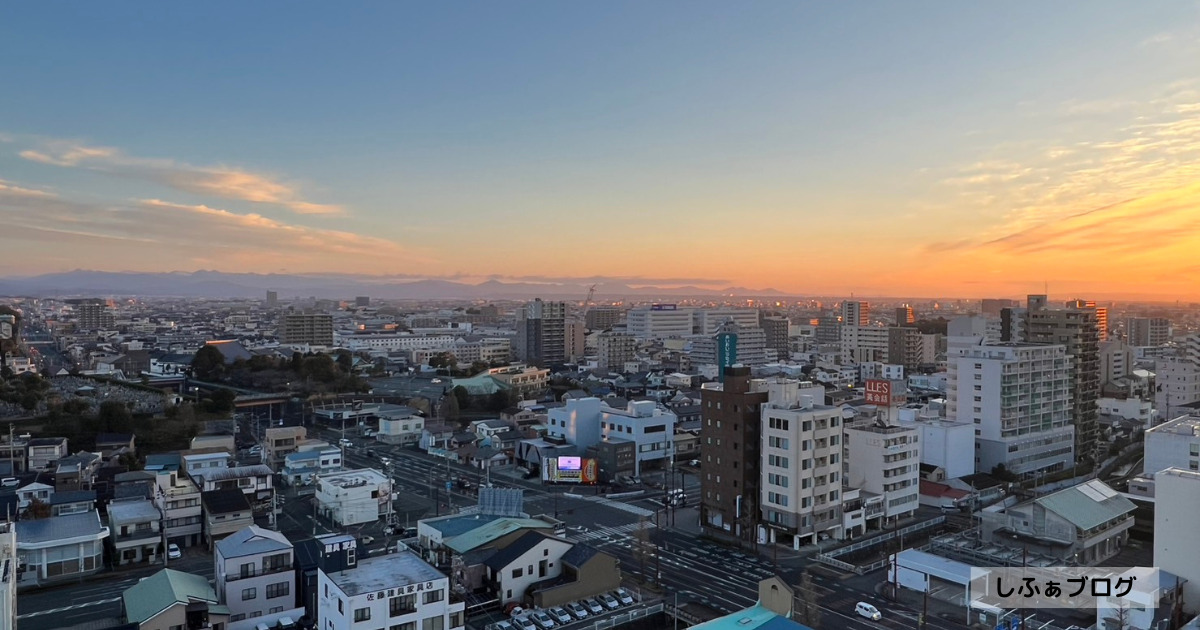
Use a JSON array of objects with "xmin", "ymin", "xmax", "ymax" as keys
[
  {"xmin": 73, "ymin": 299, "xmax": 114, "ymax": 331},
  {"xmin": 354, "ymin": 296, "xmax": 370, "ymax": 307},
  {"xmin": 948, "ymin": 343, "xmax": 1075, "ymax": 478},
  {"xmin": 1099, "ymin": 339, "xmax": 1134, "ymax": 386},
  {"xmin": 894, "ymin": 306, "xmax": 914, "ymax": 326},
  {"xmin": 1025, "ymin": 304, "xmax": 1101, "ymax": 463},
  {"xmin": 514, "ymin": 299, "xmax": 567, "ymax": 364},
  {"xmin": 564, "ymin": 319, "xmax": 586, "ymax": 362},
  {"xmin": 280, "ymin": 313, "xmax": 334, "ymax": 346},
  {"xmin": 1155, "ymin": 336, "xmax": 1200, "ymax": 421},
  {"xmin": 841, "ymin": 301, "xmax": 869, "ymax": 327},
  {"xmin": 759, "ymin": 379, "xmax": 846, "ymax": 545},
  {"xmin": 596, "ymin": 332, "xmax": 636, "ymax": 372},
  {"xmin": 690, "ymin": 320, "xmax": 768, "ymax": 367},
  {"xmin": 693, "ymin": 309, "xmax": 761, "ymax": 336},
  {"xmin": 887, "ymin": 326, "xmax": 924, "ymax": 370},
  {"xmin": 1066, "ymin": 299, "xmax": 1108, "ymax": 341},
  {"xmin": 844, "ymin": 420, "xmax": 921, "ymax": 520},
  {"xmin": 1125, "ymin": 317, "xmax": 1170, "ymax": 347},
  {"xmin": 840, "ymin": 325, "xmax": 889, "ymax": 363},
  {"xmin": 584, "ymin": 307, "xmax": 624, "ymax": 331},
  {"xmin": 265, "ymin": 290, "xmax": 278, "ymax": 306},
  {"xmin": 699, "ymin": 366, "xmax": 770, "ymax": 542},
  {"xmin": 760, "ymin": 315, "xmax": 791, "ymax": 359},
  {"xmin": 626, "ymin": 304, "xmax": 693, "ymax": 340}
]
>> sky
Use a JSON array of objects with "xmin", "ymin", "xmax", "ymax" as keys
[{"xmin": 2, "ymin": 2, "xmax": 1200, "ymax": 300}]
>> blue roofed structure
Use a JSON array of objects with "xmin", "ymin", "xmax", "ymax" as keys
[{"xmin": 686, "ymin": 578, "xmax": 814, "ymax": 630}]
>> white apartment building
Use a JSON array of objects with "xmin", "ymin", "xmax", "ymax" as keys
[
  {"xmin": 316, "ymin": 469, "xmax": 393, "ymax": 527},
  {"xmin": 1154, "ymin": 356, "xmax": 1200, "ymax": 422},
  {"xmin": 946, "ymin": 315, "xmax": 1001, "ymax": 350},
  {"xmin": 693, "ymin": 308, "xmax": 760, "ymax": 336},
  {"xmin": 905, "ymin": 417, "xmax": 974, "ymax": 480},
  {"xmin": 335, "ymin": 332, "xmax": 457, "ymax": 352},
  {"xmin": 1096, "ymin": 396, "xmax": 1153, "ymax": 425},
  {"xmin": 546, "ymin": 398, "xmax": 676, "ymax": 475},
  {"xmin": 596, "ymin": 332, "xmax": 637, "ymax": 372},
  {"xmin": 1099, "ymin": 339, "xmax": 1134, "ymax": 385},
  {"xmin": 1125, "ymin": 317, "xmax": 1170, "ymax": 347},
  {"xmin": 378, "ymin": 411, "xmax": 426, "ymax": 446},
  {"xmin": 689, "ymin": 321, "xmax": 769, "ymax": 367},
  {"xmin": 154, "ymin": 470, "xmax": 203, "ymax": 548},
  {"xmin": 626, "ymin": 305, "xmax": 694, "ymax": 340},
  {"xmin": 1144, "ymin": 415, "xmax": 1200, "ymax": 477},
  {"xmin": 759, "ymin": 380, "xmax": 847, "ymax": 546},
  {"xmin": 859, "ymin": 362, "xmax": 904, "ymax": 382},
  {"xmin": 215, "ymin": 526, "xmax": 303, "ymax": 629},
  {"xmin": 844, "ymin": 421, "xmax": 921, "ymax": 520},
  {"xmin": 0, "ymin": 523, "xmax": 14, "ymax": 630},
  {"xmin": 841, "ymin": 301, "xmax": 869, "ymax": 327},
  {"xmin": 948, "ymin": 343, "xmax": 1075, "ymax": 478},
  {"xmin": 318, "ymin": 550, "xmax": 464, "ymax": 630},
  {"xmin": 840, "ymin": 326, "xmax": 889, "ymax": 363},
  {"xmin": 1154, "ymin": 468, "xmax": 1200, "ymax": 611}
]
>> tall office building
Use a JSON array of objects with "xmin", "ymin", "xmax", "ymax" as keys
[
  {"xmin": 265, "ymin": 290, "xmax": 278, "ymax": 306},
  {"xmin": 72, "ymin": 299, "xmax": 114, "ymax": 331},
  {"xmin": 760, "ymin": 315, "xmax": 791, "ymax": 359},
  {"xmin": 1066, "ymin": 299, "xmax": 1108, "ymax": 341},
  {"xmin": 584, "ymin": 306, "xmax": 624, "ymax": 331},
  {"xmin": 354, "ymin": 296, "xmax": 370, "ymax": 307},
  {"xmin": 894, "ymin": 306, "xmax": 914, "ymax": 326},
  {"xmin": 690, "ymin": 320, "xmax": 768, "ymax": 367},
  {"xmin": 1026, "ymin": 303, "xmax": 1101, "ymax": 463},
  {"xmin": 699, "ymin": 366, "xmax": 770, "ymax": 542},
  {"xmin": 694, "ymin": 309, "xmax": 761, "ymax": 336},
  {"xmin": 280, "ymin": 313, "xmax": 334, "ymax": 346},
  {"xmin": 948, "ymin": 343, "xmax": 1075, "ymax": 478},
  {"xmin": 514, "ymin": 299, "xmax": 567, "ymax": 364},
  {"xmin": 841, "ymin": 301, "xmax": 869, "ymax": 327},
  {"xmin": 626, "ymin": 304, "xmax": 694, "ymax": 340},
  {"xmin": 596, "ymin": 332, "xmax": 637, "ymax": 372},
  {"xmin": 1125, "ymin": 317, "xmax": 1170, "ymax": 347}
]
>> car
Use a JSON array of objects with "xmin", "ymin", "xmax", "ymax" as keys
[
  {"xmin": 361, "ymin": 536, "xmax": 375, "ymax": 545},
  {"xmin": 565, "ymin": 602, "xmax": 589, "ymax": 620},
  {"xmin": 338, "ymin": 438, "xmax": 353, "ymax": 447},
  {"xmin": 598, "ymin": 594, "xmax": 620, "ymax": 610},
  {"xmin": 0, "ymin": 478, "xmax": 18, "ymax": 488},
  {"xmin": 530, "ymin": 611, "xmax": 555, "ymax": 629},
  {"xmin": 855, "ymin": 602, "xmax": 882, "ymax": 621},
  {"xmin": 167, "ymin": 543, "xmax": 182, "ymax": 560},
  {"xmin": 248, "ymin": 445, "xmax": 263, "ymax": 455},
  {"xmin": 689, "ymin": 459, "xmax": 700, "ymax": 467},
  {"xmin": 548, "ymin": 607, "xmax": 572, "ymax": 624},
  {"xmin": 514, "ymin": 617, "xmax": 537, "ymax": 630},
  {"xmin": 614, "ymin": 588, "xmax": 635, "ymax": 606},
  {"xmin": 583, "ymin": 599, "xmax": 604, "ymax": 615},
  {"xmin": 495, "ymin": 622, "xmax": 515, "ymax": 630},
  {"xmin": 508, "ymin": 607, "xmax": 526, "ymax": 619}
]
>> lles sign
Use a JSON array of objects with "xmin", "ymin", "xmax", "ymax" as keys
[{"xmin": 865, "ymin": 379, "xmax": 905, "ymax": 406}]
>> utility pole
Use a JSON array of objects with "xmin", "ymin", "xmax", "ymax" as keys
[{"xmin": 157, "ymin": 486, "xmax": 169, "ymax": 568}]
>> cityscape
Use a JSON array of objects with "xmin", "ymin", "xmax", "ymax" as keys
[{"xmin": 3, "ymin": 4, "xmax": 1200, "ymax": 630}]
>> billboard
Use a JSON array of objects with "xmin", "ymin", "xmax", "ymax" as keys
[
  {"xmin": 865, "ymin": 379, "xmax": 906, "ymax": 406},
  {"xmin": 650, "ymin": 304, "xmax": 677, "ymax": 311},
  {"xmin": 717, "ymin": 332, "xmax": 738, "ymax": 373},
  {"xmin": 543, "ymin": 457, "xmax": 598, "ymax": 483}
]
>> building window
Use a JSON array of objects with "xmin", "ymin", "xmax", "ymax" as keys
[
  {"xmin": 231, "ymin": 615, "xmax": 246, "ymax": 622},
  {"xmin": 512, "ymin": 567, "xmax": 523, "ymax": 578},
  {"xmin": 391, "ymin": 595, "xmax": 416, "ymax": 616},
  {"xmin": 423, "ymin": 589, "xmax": 445, "ymax": 604},
  {"xmin": 270, "ymin": 607, "xmax": 284, "ymax": 614},
  {"xmin": 354, "ymin": 608, "xmax": 371, "ymax": 623},
  {"xmin": 267, "ymin": 581, "xmax": 290, "ymax": 599},
  {"xmin": 392, "ymin": 624, "xmax": 417, "ymax": 630},
  {"xmin": 423, "ymin": 617, "xmax": 445, "ymax": 630},
  {"xmin": 241, "ymin": 587, "xmax": 256, "ymax": 601},
  {"xmin": 240, "ymin": 562, "xmax": 256, "ymax": 579}
]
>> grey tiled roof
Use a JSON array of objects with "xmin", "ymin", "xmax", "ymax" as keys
[{"xmin": 17, "ymin": 510, "xmax": 107, "ymax": 544}]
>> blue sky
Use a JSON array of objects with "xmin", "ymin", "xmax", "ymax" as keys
[{"xmin": 3, "ymin": 2, "xmax": 1200, "ymax": 298}]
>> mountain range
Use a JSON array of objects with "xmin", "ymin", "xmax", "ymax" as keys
[{"xmin": 0, "ymin": 270, "xmax": 786, "ymax": 300}]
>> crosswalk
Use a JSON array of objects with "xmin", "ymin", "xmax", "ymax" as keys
[
  {"xmin": 572, "ymin": 494, "xmax": 656, "ymax": 517},
  {"xmin": 571, "ymin": 521, "xmax": 656, "ymax": 543}
]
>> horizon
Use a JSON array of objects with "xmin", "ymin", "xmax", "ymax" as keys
[{"xmin": 3, "ymin": 3, "xmax": 1200, "ymax": 300}]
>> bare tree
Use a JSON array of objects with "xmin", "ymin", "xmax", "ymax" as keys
[
  {"xmin": 1102, "ymin": 600, "xmax": 1131, "ymax": 630},
  {"xmin": 796, "ymin": 570, "xmax": 822, "ymax": 630}
]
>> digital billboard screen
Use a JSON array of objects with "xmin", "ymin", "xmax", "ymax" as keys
[{"xmin": 558, "ymin": 456, "xmax": 582, "ymax": 470}]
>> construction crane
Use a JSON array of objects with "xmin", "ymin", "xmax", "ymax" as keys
[{"xmin": 583, "ymin": 284, "xmax": 597, "ymax": 310}]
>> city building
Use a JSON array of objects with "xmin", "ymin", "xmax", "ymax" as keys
[
  {"xmin": 905, "ymin": 417, "xmax": 975, "ymax": 480},
  {"xmin": 1099, "ymin": 338, "xmax": 1134, "ymax": 386},
  {"xmin": 596, "ymin": 332, "xmax": 637, "ymax": 372},
  {"xmin": 201, "ymin": 489, "xmax": 254, "ymax": 549},
  {"xmin": 108, "ymin": 498, "xmax": 163, "ymax": 566},
  {"xmin": 760, "ymin": 315, "xmax": 790, "ymax": 359},
  {"xmin": 15, "ymin": 510, "xmax": 109, "ymax": 586},
  {"xmin": 377, "ymin": 409, "xmax": 425, "ymax": 446},
  {"xmin": 72, "ymin": 299, "xmax": 114, "ymax": 332},
  {"xmin": 355, "ymin": 296, "xmax": 370, "ymax": 307},
  {"xmin": 564, "ymin": 319, "xmax": 586, "ymax": 362},
  {"xmin": 515, "ymin": 299, "xmax": 568, "ymax": 364},
  {"xmin": 487, "ymin": 365, "xmax": 549, "ymax": 395},
  {"xmin": 266, "ymin": 290, "xmax": 278, "ymax": 306},
  {"xmin": 1153, "ymin": 468, "xmax": 1200, "ymax": 610},
  {"xmin": 263, "ymin": 426, "xmax": 307, "ymax": 470},
  {"xmin": 153, "ymin": 470, "xmax": 203, "ymax": 549},
  {"xmin": 546, "ymin": 398, "xmax": 677, "ymax": 475},
  {"xmin": 690, "ymin": 320, "xmax": 768, "ymax": 367},
  {"xmin": 694, "ymin": 309, "xmax": 761, "ymax": 336},
  {"xmin": 192, "ymin": 465, "xmax": 274, "ymax": 513},
  {"xmin": 981, "ymin": 298, "xmax": 1018, "ymax": 316},
  {"xmin": 481, "ymin": 530, "xmax": 574, "ymax": 604},
  {"xmin": 841, "ymin": 300, "xmax": 869, "ymax": 327},
  {"xmin": 887, "ymin": 325, "xmax": 924, "ymax": 370},
  {"xmin": 282, "ymin": 446, "xmax": 343, "ymax": 486},
  {"xmin": 840, "ymin": 325, "xmax": 889, "ymax": 363},
  {"xmin": 26, "ymin": 437, "xmax": 68, "ymax": 471},
  {"xmin": 1065, "ymin": 299, "xmax": 1108, "ymax": 341},
  {"xmin": 759, "ymin": 380, "xmax": 848, "ymax": 547},
  {"xmin": 1155, "ymin": 351, "xmax": 1200, "ymax": 421},
  {"xmin": 699, "ymin": 366, "xmax": 771, "ymax": 542},
  {"xmin": 948, "ymin": 343, "xmax": 1075, "ymax": 478},
  {"xmin": 1025, "ymin": 302, "xmax": 1101, "ymax": 463},
  {"xmin": 1126, "ymin": 317, "xmax": 1170, "ymax": 347},
  {"xmin": 584, "ymin": 307, "xmax": 624, "ymax": 331},
  {"xmin": 215, "ymin": 526, "xmax": 302, "ymax": 627},
  {"xmin": 626, "ymin": 304, "xmax": 694, "ymax": 340},
  {"xmin": 1144, "ymin": 415, "xmax": 1200, "ymax": 478},
  {"xmin": 315, "ymin": 469, "xmax": 392, "ymax": 527},
  {"xmin": 122, "ymin": 568, "xmax": 229, "ymax": 630},
  {"xmin": 0, "ymin": 523, "xmax": 13, "ymax": 630},
  {"xmin": 280, "ymin": 313, "xmax": 334, "ymax": 346},
  {"xmin": 844, "ymin": 420, "xmax": 921, "ymax": 521},
  {"xmin": 979, "ymin": 479, "xmax": 1133, "ymax": 565},
  {"xmin": 317, "ymin": 549, "xmax": 464, "ymax": 630}
]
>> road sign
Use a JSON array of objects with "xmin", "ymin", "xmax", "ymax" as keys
[{"xmin": 445, "ymin": 481, "xmax": 452, "ymax": 491}]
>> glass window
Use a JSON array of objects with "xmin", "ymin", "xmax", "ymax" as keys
[
  {"xmin": 241, "ymin": 588, "xmax": 256, "ymax": 601},
  {"xmin": 354, "ymin": 608, "xmax": 371, "ymax": 623}
]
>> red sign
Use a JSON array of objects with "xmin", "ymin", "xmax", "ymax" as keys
[
  {"xmin": 582, "ymin": 459, "xmax": 598, "ymax": 484},
  {"xmin": 865, "ymin": 379, "xmax": 892, "ymax": 406}
]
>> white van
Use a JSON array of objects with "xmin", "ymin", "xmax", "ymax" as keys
[{"xmin": 855, "ymin": 602, "xmax": 881, "ymax": 621}]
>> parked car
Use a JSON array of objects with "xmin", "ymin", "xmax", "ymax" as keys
[
  {"xmin": 361, "ymin": 536, "xmax": 374, "ymax": 545},
  {"xmin": 530, "ymin": 611, "xmax": 555, "ymax": 629},
  {"xmin": 584, "ymin": 599, "xmax": 604, "ymax": 615},
  {"xmin": 248, "ymin": 445, "xmax": 263, "ymax": 455},
  {"xmin": 548, "ymin": 607, "xmax": 572, "ymax": 624},
  {"xmin": 494, "ymin": 622, "xmax": 515, "ymax": 630},
  {"xmin": 508, "ymin": 607, "xmax": 526, "ymax": 618},
  {"xmin": 338, "ymin": 438, "xmax": 353, "ymax": 447},
  {"xmin": 167, "ymin": 543, "xmax": 182, "ymax": 560},
  {"xmin": 599, "ymin": 594, "xmax": 620, "ymax": 610},
  {"xmin": 0, "ymin": 478, "xmax": 18, "ymax": 488},
  {"xmin": 514, "ymin": 617, "xmax": 537, "ymax": 630},
  {"xmin": 565, "ymin": 602, "xmax": 589, "ymax": 620},
  {"xmin": 855, "ymin": 602, "xmax": 881, "ymax": 621},
  {"xmin": 614, "ymin": 588, "xmax": 635, "ymax": 606}
]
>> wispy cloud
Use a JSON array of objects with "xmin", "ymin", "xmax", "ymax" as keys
[
  {"xmin": 0, "ymin": 179, "xmax": 56, "ymax": 199},
  {"xmin": 15, "ymin": 138, "xmax": 345, "ymax": 215}
]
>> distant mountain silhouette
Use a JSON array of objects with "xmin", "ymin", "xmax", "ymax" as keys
[{"xmin": 0, "ymin": 270, "xmax": 785, "ymax": 300}]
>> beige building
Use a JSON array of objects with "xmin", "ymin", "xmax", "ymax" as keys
[
  {"xmin": 263, "ymin": 426, "xmax": 306, "ymax": 469},
  {"xmin": 279, "ymin": 313, "xmax": 333, "ymax": 346},
  {"xmin": 597, "ymin": 332, "xmax": 637, "ymax": 372}
]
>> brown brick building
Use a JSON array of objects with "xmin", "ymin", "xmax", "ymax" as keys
[{"xmin": 699, "ymin": 365, "xmax": 769, "ymax": 543}]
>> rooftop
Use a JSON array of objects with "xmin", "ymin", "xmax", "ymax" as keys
[
  {"xmin": 1034, "ymin": 479, "xmax": 1136, "ymax": 531},
  {"xmin": 446, "ymin": 518, "xmax": 554, "ymax": 554},
  {"xmin": 1146, "ymin": 415, "xmax": 1200, "ymax": 438},
  {"xmin": 195, "ymin": 464, "xmax": 273, "ymax": 483},
  {"xmin": 201, "ymin": 488, "xmax": 252, "ymax": 514},
  {"xmin": 319, "ymin": 468, "xmax": 388, "ymax": 488},
  {"xmin": 690, "ymin": 604, "xmax": 814, "ymax": 630},
  {"xmin": 216, "ymin": 525, "xmax": 292, "ymax": 558},
  {"xmin": 109, "ymin": 499, "xmax": 161, "ymax": 523},
  {"xmin": 422, "ymin": 513, "xmax": 508, "ymax": 538},
  {"xmin": 123, "ymin": 569, "xmax": 224, "ymax": 625},
  {"xmin": 17, "ymin": 510, "xmax": 107, "ymax": 545},
  {"xmin": 324, "ymin": 550, "xmax": 444, "ymax": 597}
]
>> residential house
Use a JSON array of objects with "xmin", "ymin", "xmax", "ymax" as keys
[
  {"xmin": 15, "ymin": 510, "xmax": 109, "ymax": 586},
  {"xmin": 420, "ymin": 424, "xmax": 455, "ymax": 453},
  {"xmin": 95, "ymin": 433, "xmax": 136, "ymax": 458},
  {"xmin": 183, "ymin": 452, "xmax": 231, "ymax": 479},
  {"xmin": 109, "ymin": 498, "xmax": 163, "ymax": 566},
  {"xmin": 526, "ymin": 543, "xmax": 621, "ymax": 609},
  {"xmin": 282, "ymin": 447, "xmax": 342, "ymax": 487},
  {"xmin": 471, "ymin": 420, "xmax": 514, "ymax": 442},
  {"xmin": 263, "ymin": 427, "xmax": 307, "ymax": 471},
  {"xmin": 122, "ymin": 568, "xmax": 230, "ymax": 630},
  {"xmin": 155, "ymin": 470, "xmax": 204, "ymax": 548},
  {"xmin": 293, "ymin": 534, "xmax": 358, "ymax": 622},
  {"xmin": 50, "ymin": 490, "xmax": 96, "ymax": 517},
  {"xmin": 481, "ymin": 531, "xmax": 573, "ymax": 605},
  {"xmin": 193, "ymin": 465, "xmax": 274, "ymax": 514},
  {"xmin": 54, "ymin": 451, "xmax": 101, "ymax": 492},
  {"xmin": 315, "ymin": 469, "xmax": 392, "ymax": 527},
  {"xmin": 202, "ymin": 489, "xmax": 254, "ymax": 549},
  {"xmin": 15, "ymin": 481, "xmax": 52, "ymax": 511},
  {"xmin": 215, "ymin": 526, "xmax": 303, "ymax": 629},
  {"xmin": 26, "ymin": 438, "xmax": 68, "ymax": 471}
]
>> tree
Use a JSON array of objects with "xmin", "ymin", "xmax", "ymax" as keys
[
  {"xmin": 487, "ymin": 389, "xmax": 513, "ymax": 412},
  {"xmin": 1103, "ymin": 600, "xmax": 1131, "ymax": 630},
  {"xmin": 22, "ymin": 497, "xmax": 50, "ymax": 520},
  {"xmin": 191, "ymin": 345, "xmax": 226, "ymax": 381},
  {"xmin": 452, "ymin": 385, "xmax": 471, "ymax": 410},
  {"xmin": 302, "ymin": 354, "xmax": 338, "ymax": 383},
  {"xmin": 98, "ymin": 400, "xmax": 134, "ymax": 433},
  {"xmin": 290, "ymin": 351, "xmax": 304, "ymax": 372},
  {"xmin": 429, "ymin": 352, "xmax": 457, "ymax": 370},
  {"xmin": 335, "ymin": 350, "xmax": 354, "ymax": 372},
  {"xmin": 208, "ymin": 388, "xmax": 237, "ymax": 414},
  {"xmin": 796, "ymin": 570, "xmax": 822, "ymax": 629}
]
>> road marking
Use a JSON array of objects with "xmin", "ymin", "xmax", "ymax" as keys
[{"xmin": 19, "ymin": 596, "xmax": 122, "ymax": 619}]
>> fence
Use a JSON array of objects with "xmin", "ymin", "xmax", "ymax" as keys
[
  {"xmin": 814, "ymin": 516, "xmax": 946, "ymax": 574},
  {"xmin": 592, "ymin": 603, "xmax": 664, "ymax": 630}
]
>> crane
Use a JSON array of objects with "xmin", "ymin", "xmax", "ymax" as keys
[{"xmin": 583, "ymin": 284, "xmax": 597, "ymax": 310}]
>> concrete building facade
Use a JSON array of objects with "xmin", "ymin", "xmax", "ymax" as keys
[{"xmin": 698, "ymin": 366, "xmax": 771, "ymax": 541}]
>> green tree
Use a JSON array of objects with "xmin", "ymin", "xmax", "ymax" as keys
[
  {"xmin": 191, "ymin": 345, "xmax": 226, "ymax": 380},
  {"xmin": 335, "ymin": 350, "xmax": 354, "ymax": 372},
  {"xmin": 22, "ymin": 497, "xmax": 51, "ymax": 520},
  {"xmin": 429, "ymin": 352, "xmax": 457, "ymax": 370},
  {"xmin": 452, "ymin": 385, "xmax": 471, "ymax": 410},
  {"xmin": 208, "ymin": 388, "xmax": 237, "ymax": 414},
  {"xmin": 487, "ymin": 389, "xmax": 513, "ymax": 412},
  {"xmin": 290, "ymin": 351, "xmax": 304, "ymax": 372},
  {"xmin": 303, "ymin": 354, "xmax": 338, "ymax": 383},
  {"xmin": 98, "ymin": 400, "xmax": 134, "ymax": 433}
]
